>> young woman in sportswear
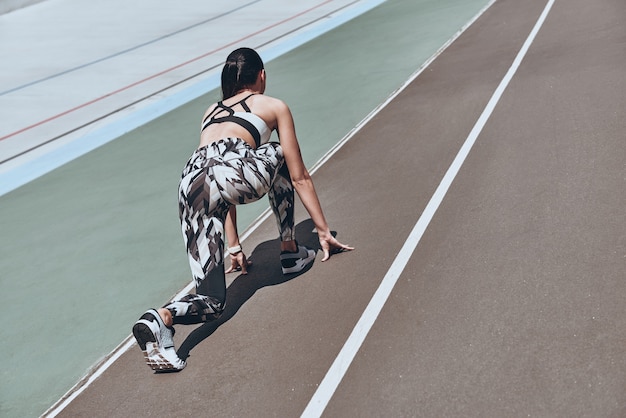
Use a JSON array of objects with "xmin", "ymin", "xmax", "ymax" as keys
[{"xmin": 132, "ymin": 47, "xmax": 353, "ymax": 371}]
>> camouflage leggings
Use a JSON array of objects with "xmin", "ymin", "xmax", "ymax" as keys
[{"xmin": 166, "ymin": 138, "xmax": 294, "ymax": 325}]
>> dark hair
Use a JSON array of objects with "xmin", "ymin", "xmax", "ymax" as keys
[{"xmin": 221, "ymin": 48, "xmax": 264, "ymax": 99}]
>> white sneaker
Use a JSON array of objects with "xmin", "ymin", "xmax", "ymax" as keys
[
  {"xmin": 132, "ymin": 309, "xmax": 186, "ymax": 372},
  {"xmin": 280, "ymin": 244, "xmax": 316, "ymax": 274}
]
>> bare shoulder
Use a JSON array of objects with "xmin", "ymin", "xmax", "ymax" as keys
[
  {"xmin": 252, "ymin": 93, "xmax": 282, "ymax": 105},
  {"xmin": 264, "ymin": 95, "xmax": 292, "ymax": 118},
  {"xmin": 249, "ymin": 94, "xmax": 292, "ymax": 123},
  {"xmin": 202, "ymin": 102, "xmax": 219, "ymax": 120}
]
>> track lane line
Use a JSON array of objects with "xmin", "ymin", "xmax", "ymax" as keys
[
  {"xmin": 0, "ymin": 1, "xmax": 263, "ymax": 97},
  {"xmin": 300, "ymin": 0, "xmax": 555, "ymax": 416}
]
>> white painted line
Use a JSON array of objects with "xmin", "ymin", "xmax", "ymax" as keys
[
  {"xmin": 300, "ymin": 0, "xmax": 555, "ymax": 416},
  {"xmin": 42, "ymin": 338, "xmax": 136, "ymax": 418}
]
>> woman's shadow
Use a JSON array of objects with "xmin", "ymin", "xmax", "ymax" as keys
[{"xmin": 177, "ymin": 218, "xmax": 325, "ymax": 360}]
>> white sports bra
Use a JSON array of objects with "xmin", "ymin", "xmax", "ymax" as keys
[{"xmin": 201, "ymin": 94, "xmax": 272, "ymax": 147}]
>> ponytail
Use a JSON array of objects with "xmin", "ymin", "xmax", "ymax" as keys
[{"xmin": 220, "ymin": 48, "xmax": 264, "ymax": 99}]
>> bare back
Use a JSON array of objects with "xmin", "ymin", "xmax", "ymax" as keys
[{"xmin": 199, "ymin": 92, "xmax": 278, "ymax": 149}]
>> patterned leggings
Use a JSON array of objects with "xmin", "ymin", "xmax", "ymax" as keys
[{"xmin": 165, "ymin": 138, "xmax": 294, "ymax": 325}]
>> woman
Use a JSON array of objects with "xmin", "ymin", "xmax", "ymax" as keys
[{"xmin": 132, "ymin": 47, "xmax": 353, "ymax": 371}]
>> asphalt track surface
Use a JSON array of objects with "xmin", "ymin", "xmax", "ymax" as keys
[{"xmin": 45, "ymin": 0, "xmax": 626, "ymax": 416}]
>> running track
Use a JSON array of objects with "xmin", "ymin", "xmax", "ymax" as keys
[
  {"xmin": 56, "ymin": 0, "xmax": 626, "ymax": 416},
  {"xmin": 2, "ymin": 0, "xmax": 626, "ymax": 416}
]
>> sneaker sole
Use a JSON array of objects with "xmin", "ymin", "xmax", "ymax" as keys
[
  {"xmin": 132, "ymin": 320, "xmax": 158, "ymax": 351},
  {"xmin": 133, "ymin": 311, "xmax": 185, "ymax": 372}
]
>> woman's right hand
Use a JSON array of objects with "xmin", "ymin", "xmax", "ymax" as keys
[{"xmin": 225, "ymin": 251, "xmax": 252, "ymax": 274}]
